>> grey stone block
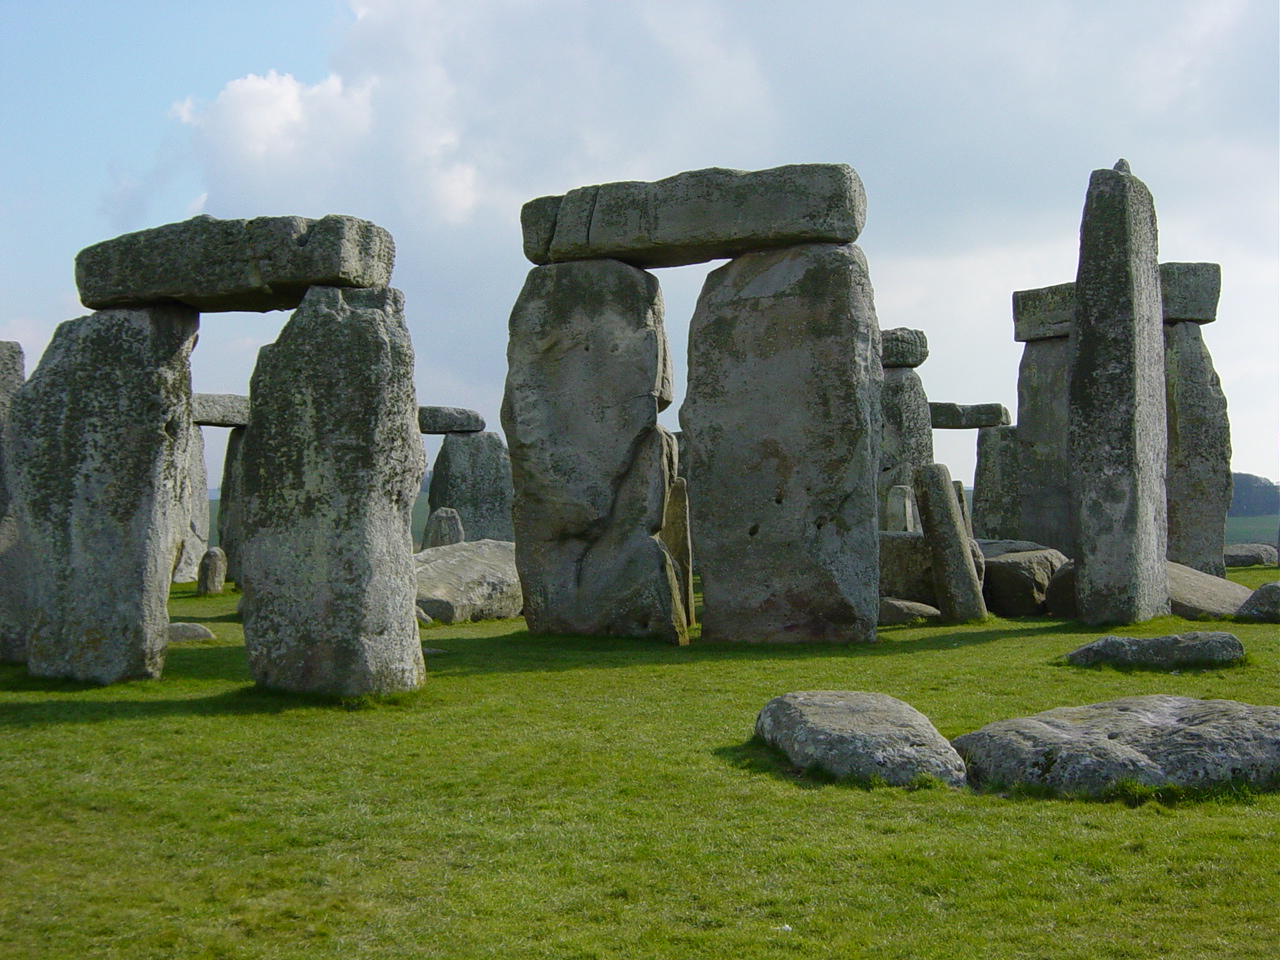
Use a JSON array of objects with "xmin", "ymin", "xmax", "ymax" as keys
[
  {"xmin": 880, "ymin": 367, "xmax": 933, "ymax": 528},
  {"xmin": 192, "ymin": 393, "xmax": 249, "ymax": 427},
  {"xmin": 421, "ymin": 507, "xmax": 465, "ymax": 550},
  {"xmin": 929, "ymin": 402, "xmax": 1011, "ymax": 430},
  {"xmin": 418, "ymin": 406, "xmax": 485, "ymax": 434},
  {"xmin": 972, "ymin": 425, "xmax": 1020, "ymax": 540},
  {"xmin": 881, "ymin": 327, "xmax": 928, "ymax": 368},
  {"xmin": 1236, "ymin": 582, "xmax": 1280, "ymax": 623},
  {"xmin": 427, "ymin": 431, "xmax": 514, "ymax": 541},
  {"xmin": 913, "ymin": 463, "xmax": 986, "ymax": 622},
  {"xmin": 197, "ymin": 546, "xmax": 227, "ymax": 596},
  {"xmin": 414, "ymin": 539, "xmax": 523, "ymax": 624},
  {"xmin": 1016, "ymin": 336, "xmax": 1074, "ymax": 556},
  {"xmin": 1224, "ymin": 543, "xmax": 1279, "ymax": 567},
  {"xmin": 1065, "ymin": 631, "xmax": 1244, "ymax": 669},
  {"xmin": 0, "ymin": 341, "xmax": 25, "ymax": 519}
]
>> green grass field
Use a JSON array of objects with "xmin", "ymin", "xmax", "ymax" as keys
[{"xmin": 1, "ymin": 565, "xmax": 1278, "ymax": 958}]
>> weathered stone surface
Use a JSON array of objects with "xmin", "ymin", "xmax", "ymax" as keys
[
  {"xmin": 879, "ymin": 532, "xmax": 935, "ymax": 604},
  {"xmin": 756, "ymin": 691, "xmax": 968, "ymax": 788},
  {"xmin": 502, "ymin": 259, "xmax": 687, "ymax": 643},
  {"xmin": 0, "ymin": 341, "xmax": 25, "ymax": 518},
  {"xmin": 881, "ymin": 327, "xmax": 928, "ymax": 368},
  {"xmin": 418, "ymin": 406, "xmax": 485, "ymax": 434},
  {"xmin": 421, "ymin": 507, "xmax": 465, "ymax": 549},
  {"xmin": 1068, "ymin": 163, "xmax": 1168, "ymax": 625},
  {"xmin": 1045, "ymin": 560, "xmax": 1078, "ymax": 618},
  {"xmin": 953, "ymin": 695, "xmax": 1280, "ymax": 796},
  {"xmin": 217, "ymin": 426, "xmax": 245, "ymax": 584},
  {"xmin": 76, "ymin": 214, "xmax": 395, "ymax": 313},
  {"xmin": 238, "ymin": 286, "xmax": 425, "ymax": 696},
  {"xmin": 427, "ymin": 431, "xmax": 514, "ymax": 541},
  {"xmin": 1013, "ymin": 281, "xmax": 1076, "ymax": 342},
  {"xmin": 168, "ymin": 622, "xmax": 216, "ymax": 642},
  {"xmin": 7, "ymin": 306, "xmax": 198, "ymax": 683},
  {"xmin": 1016, "ymin": 336, "xmax": 1074, "ymax": 556},
  {"xmin": 983, "ymin": 548, "xmax": 1070, "ymax": 617},
  {"xmin": 681, "ymin": 243, "xmax": 881, "ymax": 643},
  {"xmin": 879, "ymin": 367, "xmax": 933, "ymax": 528},
  {"xmin": 0, "ymin": 515, "xmax": 32, "ymax": 662},
  {"xmin": 972, "ymin": 425, "xmax": 1020, "ymax": 540},
  {"xmin": 878, "ymin": 597, "xmax": 941, "ymax": 626},
  {"xmin": 1066, "ymin": 631, "xmax": 1244, "ymax": 670},
  {"xmin": 929, "ymin": 402, "xmax": 1010, "ymax": 430},
  {"xmin": 525, "ymin": 164, "xmax": 866, "ymax": 269},
  {"xmin": 977, "ymin": 538, "xmax": 1055, "ymax": 559},
  {"xmin": 414, "ymin": 538, "xmax": 523, "ymax": 623},
  {"xmin": 954, "ymin": 479, "xmax": 973, "ymax": 539},
  {"xmin": 914, "ymin": 464, "xmax": 986, "ymax": 622},
  {"xmin": 1236, "ymin": 582, "xmax": 1280, "ymax": 624},
  {"xmin": 197, "ymin": 546, "xmax": 226, "ymax": 596},
  {"xmin": 1224, "ymin": 543, "xmax": 1279, "ymax": 567},
  {"xmin": 192, "ymin": 393, "xmax": 249, "ymax": 427},
  {"xmin": 659, "ymin": 476, "xmax": 696, "ymax": 627},
  {"xmin": 171, "ymin": 422, "xmax": 208, "ymax": 583},
  {"xmin": 1164, "ymin": 321, "xmax": 1231, "ymax": 577},
  {"xmin": 1048, "ymin": 559, "xmax": 1253, "ymax": 621},
  {"xmin": 883, "ymin": 484, "xmax": 919, "ymax": 534}
]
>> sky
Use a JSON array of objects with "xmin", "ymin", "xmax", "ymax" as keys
[{"xmin": 2, "ymin": 0, "xmax": 1276, "ymax": 488}]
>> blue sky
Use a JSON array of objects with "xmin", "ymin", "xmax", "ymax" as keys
[{"xmin": 2, "ymin": 0, "xmax": 1276, "ymax": 483}]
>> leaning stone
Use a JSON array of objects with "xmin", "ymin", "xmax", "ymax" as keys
[
  {"xmin": 659, "ymin": 476, "xmax": 696, "ymax": 628},
  {"xmin": 418, "ymin": 406, "xmax": 485, "ymax": 434},
  {"xmin": 681, "ymin": 243, "xmax": 880, "ymax": 643},
  {"xmin": 502, "ymin": 259, "xmax": 687, "ymax": 643},
  {"xmin": 972, "ymin": 425, "xmax": 1020, "ymax": 540},
  {"xmin": 1066, "ymin": 631, "xmax": 1244, "ymax": 670},
  {"xmin": 881, "ymin": 327, "xmax": 929, "ymax": 368},
  {"xmin": 1167, "ymin": 561, "xmax": 1253, "ymax": 619},
  {"xmin": 983, "ymin": 548, "xmax": 1070, "ymax": 617},
  {"xmin": 192, "ymin": 393, "xmax": 249, "ymax": 427},
  {"xmin": 1224, "ymin": 543, "xmax": 1279, "ymax": 567},
  {"xmin": 878, "ymin": 598, "xmax": 941, "ymax": 626},
  {"xmin": 414, "ymin": 539, "xmax": 523, "ymax": 624},
  {"xmin": 929, "ymin": 402, "xmax": 1011, "ymax": 430},
  {"xmin": 167, "ymin": 622, "xmax": 216, "ymax": 642},
  {"xmin": 197, "ymin": 547, "xmax": 227, "ymax": 596},
  {"xmin": 217, "ymin": 426, "xmax": 246, "ymax": 584},
  {"xmin": 1236, "ymin": 582, "xmax": 1280, "ymax": 624},
  {"xmin": 421, "ymin": 507, "xmax": 465, "ymax": 549},
  {"xmin": 953, "ymin": 480, "xmax": 973, "ymax": 539},
  {"xmin": 1015, "ymin": 335, "xmax": 1075, "ymax": 556},
  {"xmin": 0, "ymin": 341, "xmax": 25, "ymax": 518},
  {"xmin": 756, "ymin": 691, "xmax": 968, "ymax": 788},
  {"xmin": 171, "ymin": 422, "xmax": 208, "ymax": 583},
  {"xmin": 7, "ymin": 306, "xmax": 198, "ymax": 683},
  {"xmin": 238, "ymin": 286, "xmax": 425, "ymax": 696},
  {"xmin": 953, "ymin": 695, "xmax": 1280, "ymax": 797},
  {"xmin": 526, "ymin": 164, "xmax": 866, "ymax": 269},
  {"xmin": 880, "ymin": 367, "xmax": 933, "ymax": 527},
  {"xmin": 427, "ymin": 431, "xmax": 514, "ymax": 541},
  {"xmin": 76, "ymin": 214, "xmax": 395, "ymax": 313},
  {"xmin": 914, "ymin": 464, "xmax": 986, "ymax": 622}
]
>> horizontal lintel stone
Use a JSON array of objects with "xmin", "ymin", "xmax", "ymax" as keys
[
  {"xmin": 192, "ymin": 393, "xmax": 250, "ymax": 427},
  {"xmin": 930, "ymin": 402, "xmax": 1011, "ymax": 430},
  {"xmin": 418, "ymin": 406, "xmax": 485, "ymax": 434}
]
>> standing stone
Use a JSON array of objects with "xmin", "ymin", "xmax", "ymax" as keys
[
  {"xmin": 659, "ymin": 476, "xmax": 696, "ymax": 628},
  {"xmin": 884, "ymin": 484, "xmax": 919, "ymax": 533},
  {"xmin": 953, "ymin": 480, "xmax": 973, "ymax": 539},
  {"xmin": 217, "ymin": 426, "xmax": 245, "ymax": 584},
  {"xmin": 171, "ymin": 422, "xmax": 209, "ymax": 583},
  {"xmin": 0, "ymin": 341, "xmax": 25, "ymax": 518},
  {"xmin": 913, "ymin": 463, "xmax": 986, "ymax": 622},
  {"xmin": 879, "ymin": 328, "xmax": 933, "ymax": 529},
  {"xmin": 427, "ymin": 431, "xmax": 515, "ymax": 542},
  {"xmin": 1015, "ymin": 335, "xmax": 1074, "ymax": 556},
  {"xmin": 421, "ymin": 507, "xmax": 465, "ymax": 549},
  {"xmin": 7, "ymin": 306, "xmax": 198, "ymax": 683},
  {"xmin": 197, "ymin": 546, "xmax": 227, "ymax": 596},
  {"xmin": 0, "ymin": 343, "xmax": 27, "ymax": 661},
  {"xmin": 1068, "ymin": 161, "xmax": 1169, "ymax": 625},
  {"xmin": 972, "ymin": 425, "xmax": 1020, "ymax": 540},
  {"xmin": 681, "ymin": 243, "xmax": 881, "ymax": 643},
  {"xmin": 502, "ymin": 259, "xmax": 686, "ymax": 643},
  {"xmin": 238, "ymin": 286, "xmax": 425, "ymax": 696}
]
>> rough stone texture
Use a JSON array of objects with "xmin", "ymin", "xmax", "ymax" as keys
[
  {"xmin": 954, "ymin": 480, "xmax": 973, "ymax": 539},
  {"xmin": 1164, "ymin": 321, "xmax": 1231, "ymax": 577},
  {"xmin": 192, "ymin": 393, "xmax": 249, "ymax": 427},
  {"xmin": 978, "ymin": 539, "xmax": 1055, "ymax": 559},
  {"xmin": 983, "ymin": 548, "xmax": 1070, "ymax": 617},
  {"xmin": 756, "ymin": 691, "xmax": 968, "ymax": 788},
  {"xmin": 879, "ymin": 367, "xmax": 933, "ymax": 529},
  {"xmin": 168, "ymin": 622, "xmax": 216, "ymax": 642},
  {"xmin": 414, "ymin": 538, "xmax": 523, "ymax": 624},
  {"xmin": 238, "ymin": 286, "xmax": 425, "ymax": 696},
  {"xmin": 197, "ymin": 546, "xmax": 227, "ymax": 596},
  {"xmin": 76, "ymin": 214, "xmax": 395, "ymax": 313},
  {"xmin": 914, "ymin": 464, "xmax": 986, "ymax": 622},
  {"xmin": 1016, "ymin": 336, "xmax": 1075, "ymax": 556},
  {"xmin": 1013, "ymin": 281, "xmax": 1077, "ymax": 342},
  {"xmin": 929, "ymin": 402, "xmax": 1011, "ymax": 430},
  {"xmin": 0, "ymin": 514, "xmax": 32, "ymax": 662},
  {"xmin": 883, "ymin": 484, "xmax": 919, "ymax": 533},
  {"xmin": 972, "ymin": 425, "xmax": 1020, "ymax": 540},
  {"xmin": 1069, "ymin": 164, "xmax": 1169, "ymax": 625},
  {"xmin": 418, "ymin": 406, "xmax": 485, "ymax": 434},
  {"xmin": 953, "ymin": 695, "xmax": 1280, "ymax": 796},
  {"xmin": 501, "ymin": 259, "xmax": 687, "ymax": 643},
  {"xmin": 879, "ymin": 532, "xmax": 936, "ymax": 605},
  {"xmin": 0, "ymin": 341, "xmax": 25, "ymax": 518},
  {"xmin": 171, "ymin": 422, "xmax": 208, "ymax": 583},
  {"xmin": 1045, "ymin": 560, "xmax": 1078, "ymax": 618},
  {"xmin": 1224, "ymin": 543, "xmax": 1279, "ymax": 567},
  {"xmin": 427, "ymin": 431, "xmax": 514, "ymax": 541},
  {"xmin": 881, "ymin": 327, "xmax": 928, "ymax": 368},
  {"xmin": 681, "ymin": 243, "xmax": 881, "ymax": 643},
  {"xmin": 421, "ymin": 507, "xmax": 465, "ymax": 549},
  {"xmin": 1065, "ymin": 631, "xmax": 1244, "ymax": 670},
  {"xmin": 1048, "ymin": 560, "xmax": 1253, "ymax": 621},
  {"xmin": 879, "ymin": 597, "xmax": 941, "ymax": 626},
  {"xmin": 659, "ymin": 476, "xmax": 696, "ymax": 627},
  {"xmin": 7, "ymin": 306, "xmax": 198, "ymax": 683},
  {"xmin": 1236, "ymin": 582, "xmax": 1280, "ymax": 624},
  {"xmin": 217, "ymin": 426, "xmax": 245, "ymax": 584},
  {"xmin": 524, "ymin": 164, "xmax": 866, "ymax": 269}
]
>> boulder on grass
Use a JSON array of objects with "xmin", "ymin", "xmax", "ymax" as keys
[
  {"xmin": 414, "ymin": 539, "xmax": 523, "ymax": 624},
  {"xmin": 983, "ymin": 548, "xmax": 1070, "ymax": 617},
  {"xmin": 1224, "ymin": 543, "xmax": 1279, "ymax": 568},
  {"xmin": 1065, "ymin": 631, "xmax": 1244, "ymax": 670},
  {"xmin": 755, "ymin": 691, "xmax": 968, "ymax": 788},
  {"xmin": 1236, "ymin": 583, "xmax": 1280, "ymax": 624},
  {"xmin": 1046, "ymin": 560, "xmax": 1253, "ymax": 621},
  {"xmin": 878, "ymin": 598, "xmax": 941, "ymax": 626},
  {"xmin": 168, "ymin": 622, "xmax": 215, "ymax": 642}
]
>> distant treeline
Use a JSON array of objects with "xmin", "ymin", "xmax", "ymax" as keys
[{"xmin": 1231, "ymin": 473, "xmax": 1280, "ymax": 517}]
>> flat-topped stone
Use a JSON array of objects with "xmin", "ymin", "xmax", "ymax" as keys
[
  {"xmin": 929, "ymin": 402, "xmax": 1010, "ymax": 430},
  {"xmin": 76, "ymin": 214, "xmax": 395, "ymax": 313},
  {"xmin": 418, "ymin": 406, "xmax": 485, "ymax": 434},
  {"xmin": 1066, "ymin": 631, "xmax": 1244, "ymax": 670},
  {"xmin": 523, "ymin": 164, "xmax": 866, "ymax": 269},
  {"xmin": 192, "ymin": 393, "xmax": 249, "ymax": 427},
  {"xmin": 881, "ymin": 328, "xmax": 929, "ymax": 368}
]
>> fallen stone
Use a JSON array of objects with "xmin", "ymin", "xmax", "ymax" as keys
[
  {"xmin": 953, "ymin": 695, "xmax": 1280, "ymax": 796},
  {"xmin": 972, "ymin": 425, "xmax": 1020, "ymax": 540},
  {"xmin": 914, "ymin": 464, "xmax": 986, "ymax": 622},
  {"xmin": 418, "ymin": 406, "xmax": 485, "ymax": 434},
  {"xmin": 1224, "ymin": 543, "xmax": 1279, "ymax": 567},
  {"xmin": 880, "ymin": 366, "xmax": 933, "ymax": 528},
  {"xmin": 1236, "ymin": 582, "xmax": 1280, "ymax": 624},
  {"xmin": 427, "ymin": 431, "xmax": 514, "ymax": 541},
  {"xmin": 881, "ymin": 327, "xmax": 929, "ymax": 368},
  {"xmin": 421, "ymin": 507, "xmax": 465, "ymax": 549},
  {"xmin": 197, "ymin": 546, "xmax": 227, "ymax": 596},
  {"xmin": 1066, "ymin": 631, "xmax": 1244, "ymax": 669},
  {"xmin": 76, "ymin": 214, "xmax": 395, "ymax": 312},
  {"xmin": 168, "ymin": 622, "xmax": 216, "ymax": 642},
  {"xmin": 414, "ymin": 538, "xmax": 523, "ymax": 624},
  {"xmin": 756, "ymin": 691, "xmax": 968, "ymax": 788},
  {"xmin": 983, "ymin": 548, "xmax": 1070, "ymax": 617},
  {"xmin": 977, "ymin": 539, "xmax": 1056, "ymax": 559},
  {"xmin": 878, "ymin": 598, "xmax": 941, "ymax": 626},
  {"xmin": 525, "ymin": 164, "xmax": 866, "ymax": 269},
  {"xmin": 192, "ymin": 393, "xmax": 249, "ymax": 427},
  {"xmin": 1046, "ymin": 560, "xmax": 1253, "ymax": 621},
  {"xmin": 929, "ymin": 402, "xmax": 1011, "ymax": 430}
]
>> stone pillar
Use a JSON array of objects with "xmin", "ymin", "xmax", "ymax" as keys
[
  {"xmin": 878, "ymin": 328, "xmax": 933, "ymax": 530},
  {"xmin": 197, "ymin": 547, "xmax": 227, "ymax": 596},
  {"xmin": 8, "ymin": 307, "xmax": 198, "ymax": 682},
  {"xmin": 884, "ymin": 484, "xmax": 918, "ymax": 533},
  {"xmin": 659, "ymin": 476, "xmax": 695, "ymax": 628},
  {"xmin": 972, "ymin": 424, "xmax": 1020, "ymax": 539},
  {"xmin": 914, "ymin": 463, "xmax": 987, "ymax": 622},
  {"xmin": 501, "ymin": 259, "xmax": 688, "ymax": 643},
  {"xmin": 681, "ymin": 242, "xmax": 881, "ymax": 643},
  {"xmin": 216, "ymin": 426, "xmax": 245, "ymax": 584},
  {"xmin": 421, "ymin": 507, "xmax": 465, "ymax": 549},
  {"xmin": 427, "ymin": 430, "xmax": 515, "ymax": 542},
  {"xmin": 0, "ymin": 342, "xmax": 29, "ymax": 662},
  {"xmin": 238, "ymin": 286, "xmax": 426, "ymax": 696},
  {"xmin": 1068, "ymin": 161, "xmax": 1168, "ymax": 625},
  {"xmin": 171, "ymin": 422, "xmax": 209, "ymax": 582}
]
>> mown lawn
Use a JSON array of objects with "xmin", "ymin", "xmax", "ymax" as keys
[{"xmin": 0, "ymin": 568, "xmax": 1277, "ymax": 959}]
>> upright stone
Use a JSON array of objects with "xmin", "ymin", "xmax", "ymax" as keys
[
  {"xmin": 171, "ymin": 422, "xmax": 209, "ymax": 583},
  {"xmin": 7, "ymin": 307, "xmax": 198, "ymax": 682},
  {"xmin": 972, "ymin": 425, "xmax": 1020, "ymax": 540},
  {"xmin": 681, "ymin": 242, "xmax": 881, "ymax": 643},
  {"xmin": 421, "ymin": 507, "xmax": 465, "ymax": 549},
  {"xmin": 1068, "ymin": 161, "xmax": 1168, "ymax": 625},
  {"xmin": 238, "ymin": 286, "xmax": 425, "ymax": 695},
  {"xmin": 197, "ymin": 546, "xmax": 227, "ymax": 596},
  {"xmin": 217, "ymin": 426, "xmax": 246, "ymax": 584},
  {"xmin": 0, "ymin": 342, "xmax": 26, "ymax": 661},
  {"xmin": 1014, "ymin": 334, "xmax": 1074, "ymax": 555},
  {"xmin": 0, "ymin": 341, "xmax": 24, "ymax": 518},
  {"xmin": 879, "ymin": 328, "xmax": 933, "ymax": 529},
  {"xmin": 427, "ymin": 431, "xmax": 515, "ymax": 541},
  {"xmin": 659, "ymin": 476, "xmax": 696, "ymax": 628},
  {"xmin": 884, "ymin": 484, "xmax": 919, "ymax": 533},
  {"xmin": 501, "ymin": 259, "xmax": 687, "ymax": 643},
  {"xmin": 913, "ymin": 463, "xmax": 987, "ymax": 622}
]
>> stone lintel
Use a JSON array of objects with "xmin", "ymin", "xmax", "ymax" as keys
[
  {"xmin": 192, "ymin": 393, "xmax": 249, "ymax": 427},
  {"xmin": 929, "ymin": 402, "xmax": 1011, "ymax": 430},
  {"xmin": 418, "ymin": 406, "xmax": 485, "ymax": 434}
]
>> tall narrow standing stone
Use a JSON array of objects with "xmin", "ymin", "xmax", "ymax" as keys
[
  {"xmin": 1068, "ymin": 162, "xmax": 1168, "ymax": 624},
  {"xmin": 878, "ymin": 328, "xmax": 933, "ymax": 529},
  {"xmin": 217, "ymin": 426, "xmax": 245, "ymax": 584},
  {"xmin": 171, "ymin": 421, "xmax": 209, "ymax": 582},
  {"xmin": 197, "ymin": 546, "xmax": 227, "ymax": 596},
  {"xmin": 501, "ymin": 259, "xmax": 687, "ymax": 643},
  {"xmin": 7, "ymin": 307, "xmax": 198, "ymax": 682},
  {"xmin": 0, "ymin": 342, "xmax": 29, "ymax": 661},
  {"xmin": 680, "ymin": 243, "xmax": 881, "ymax": 643},
  {"xmin": 972, "ymin": 424, "xmax": 1020, "ymax": 540},
  {"xmin": 914, "ymin": 463, "xmax": 987, "ymax": 622},
  {"xmin": 238, "ymin": 286, "xmax": 425, "ymax": 695},
  {"xmin": 427, "ymin": 431, "xmax": 515, "ymax": 542}
]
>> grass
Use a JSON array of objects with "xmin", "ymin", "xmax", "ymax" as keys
[
  {"xmin": 2, "ymin": 573, "xmax": 1277, "ymax": 959},
  {"xmin": 1225, "ymin": 515, "xmax": 1279, "ymax": 546}
]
